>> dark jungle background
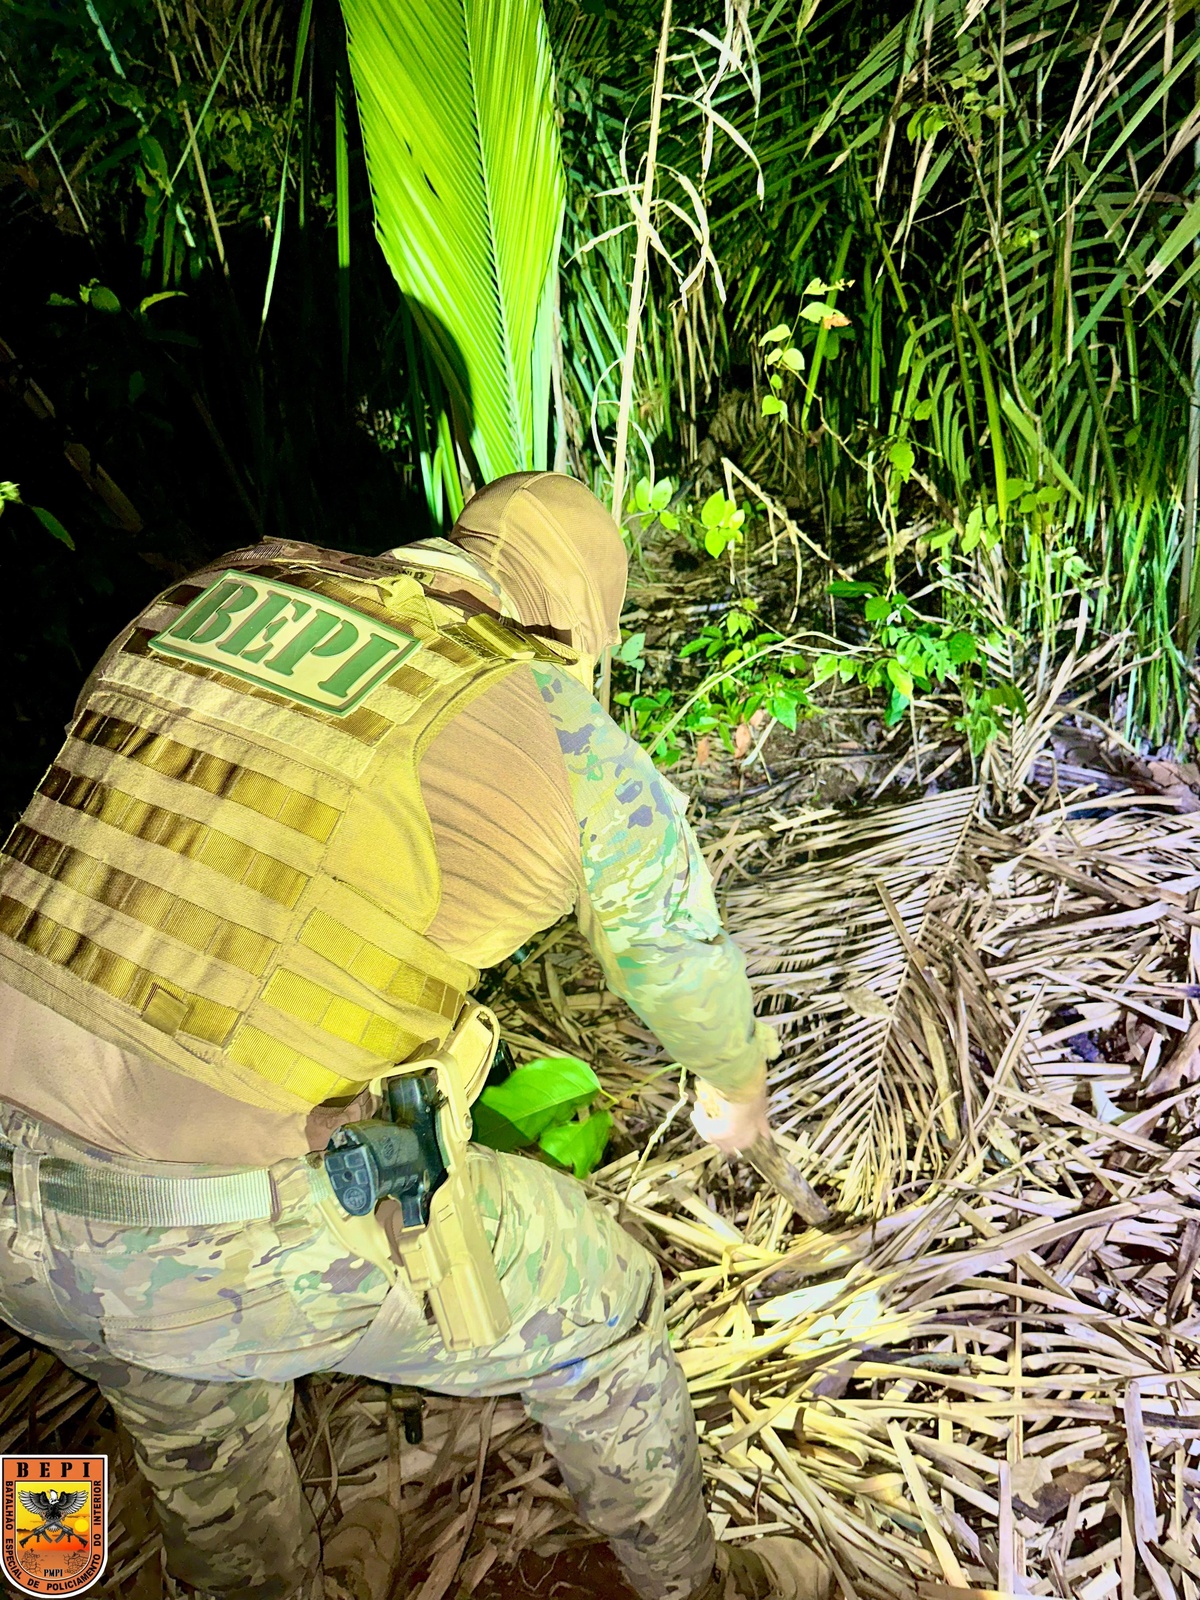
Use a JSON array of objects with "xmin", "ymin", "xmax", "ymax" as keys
[{"xmin": 4, "ymin": 0, "xmax": 1200, "ymax": 831}]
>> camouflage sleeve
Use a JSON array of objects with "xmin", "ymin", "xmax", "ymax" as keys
[{"xmin": 533, "ymin": 667, "xmax": 763, "ymax": 1099}]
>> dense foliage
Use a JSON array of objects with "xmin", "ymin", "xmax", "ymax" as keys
[{"xmin": 2, "ymin": 0, "xmax": 1198, "ymax": 820}]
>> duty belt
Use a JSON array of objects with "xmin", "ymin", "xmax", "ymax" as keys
[{"xmin": 0, "ymin": 1138, "xmax": 289, "ymax": 1229}]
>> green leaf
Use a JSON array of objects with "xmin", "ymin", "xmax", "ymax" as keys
[
  {"xmin": 538, "ymin": 1110, "xmax": 612, "ymax": 1178},
  {"xmin": 28, "ymin": 506, "xmax": 75, "ymax": 550},
  {"xmin": 946, "ymin": 631, "xmax": 978, "ymax": 664},
  {"xmin": 472, "ymin": 1056, "xmax": 599, "ymax": 1151},
  {"xmin": 799, "ymin": 300, "xmax": 838, "ymax": 322},
  {"xmin": 84, "ymin": 284, "xmax": 121, "ymax": 314},
  {"xmin": 888, "ymin": 438, "xmax": 915, "ymax": 481},
  {"xmin": 139, "ymin": 291, "xmax": 186, "ymax": 314},
  {"xmin": 981, "ymin": 682, "xmax": 1028, "ymax": 717},
  {"xmin": 884, "ymin": 689, "xmax": 909, "ymax": 725},
  {"xmin": 769, "ymin": 687, "xmax": 805, "ymax": 730},
  {"xmin": 617, "ymin": 631, "xmax": 646, "ymax": 666},
  {"xmin": 827, "ymin": 580, "xmax": 878, "ymax": 598},
  {"xmin": 760, "ymin": 323, "xmax": 791, "ymax": 343},
  {"xmin": 1146, "ymin": 194, "xmax": 1200, "ymax": 283},
  {"xmin": 650, "ymin": 477, "xmax": 673, "ymax": 511},
  {"xmin": 343, "ymin": 0, "xmax": 566, "ymax": 480},
  {"xmin": 886, "ymin": 659, "xmax": 914, "ymax": 696},
  {"xmin": 863, "ymin": 594, "xmax": 892, "ymax": 622},
  {"xmin": 912, "ymin": 397, "xmax": 933, "ymax": 421},
  {"xmin": 701, "ymin": 491, "xmax": 729, "ymax": 528},
  {"xmin": 760, "ymin": 395, "xmax": 787, "ymax": 417},
  {"xmin": 778, "ymin": 346, "xmax": 805, "ymax": 373},
  {"xmin": 634, "ymin": 477, "xmax": 653, "ymax": 512}
]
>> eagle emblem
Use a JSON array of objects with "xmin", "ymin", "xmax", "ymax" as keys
[
  {"xmin": 16, "ymin": 1489, "xmax": 90, "ymax": 1547},
  {"xmin": 2, "ymin": 1457, "xmax": 108, "ymax": 1596}
]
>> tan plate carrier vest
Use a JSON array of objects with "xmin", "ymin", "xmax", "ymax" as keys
[{"xmin": 0, "ymin": 542, "xmax": 572, "ymax": 1114}]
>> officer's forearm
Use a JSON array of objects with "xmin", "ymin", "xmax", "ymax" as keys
[{"xmin": 600, "ymin": 930, "xmax": 765, "ymax": 1099}]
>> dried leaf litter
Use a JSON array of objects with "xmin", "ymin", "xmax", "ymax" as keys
[{"xmin": 23, "ymin": 779, "xmax": 1200, "ymax": 1597}]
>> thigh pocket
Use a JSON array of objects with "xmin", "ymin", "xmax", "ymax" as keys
[{"xmin": 102, "ymin": 1281, "xmax": 309, "ymax": 1374}]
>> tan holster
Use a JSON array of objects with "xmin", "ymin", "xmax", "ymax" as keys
[{"xmin": 386, "ymin": 1003, "xmax": 510, "ymax": 1353}]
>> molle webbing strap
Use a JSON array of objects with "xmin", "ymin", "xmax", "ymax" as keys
[
  {"xmin": 262, "ymin": 968, "xmax": 413, "ymax": 1058},
  {"xmin": 0, "ymin": 896, "xmax": 238, "ymax": 1045},
  {"xmin": 38, "ymin": 766, "xmax": 308, "ymax": 908},
  {"xmin": 4, "ymin": 826, "xmax": 276, "ymax": 976},
  {"xmin": 73, "ymin": 711, "xmax": 340, "ymax": 843},
  {"xmin": 299, "ymin": 909, "xmax": 462, "ymax": 1018},
  {"xmin": 225, "ymin": 1025, "xmax": 358, "ymax": 1103}
]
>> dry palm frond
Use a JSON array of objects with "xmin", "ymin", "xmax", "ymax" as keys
[
  {"xmin": 727, "ymin": 788, "xmax": 980, "ymax": 1215},
  {"xmin": 19, "ymin": 772, "xmax": 1200, "ymax": 1600}
]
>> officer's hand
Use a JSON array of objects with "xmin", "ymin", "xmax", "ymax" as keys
[{"xmin": 691, "ymin": 1073, "xmax": 772, "ymax": 1154}]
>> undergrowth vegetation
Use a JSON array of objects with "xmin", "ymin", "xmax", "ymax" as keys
[{"xmin": 2, "ymin": 0, "xmax": 1199, "ymax": 814}]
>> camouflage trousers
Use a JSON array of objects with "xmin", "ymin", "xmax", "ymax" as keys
[{"xmin": 0, "ymin": 1105, "xmax": 714, "ymax": 1600}]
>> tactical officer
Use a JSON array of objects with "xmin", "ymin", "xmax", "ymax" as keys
[{"xmin": 0, "ymin": 473, "xmax": 830, "ymax": 1600}]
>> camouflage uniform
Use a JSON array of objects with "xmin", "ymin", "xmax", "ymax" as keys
[
  {"xmin": 0, "ymin": 665, "xmax": 758, "ymax": 1600},
  {"xmin": 0, "ymin": 1102, "xmax": 711, "ymax": 1600}
]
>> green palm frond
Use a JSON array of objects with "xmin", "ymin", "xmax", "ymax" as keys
[{"xmin": 341, "ymin": 0, "xmax": 565, "ymax": 483}]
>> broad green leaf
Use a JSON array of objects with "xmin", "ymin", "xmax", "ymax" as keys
[
  {"xmin": 888, "ymin": 438, "xmax": 915, "ymax": 481},
  {"xmin": 760, "ymin": 395, "xmax": 787, "ymax": 417},
  {"xmin": 471, "ymin": 1056, "xmax": 598, "ymax": 1152},
  {"xmin": 827, "ymin": 580, "xmax": 878, "ymax": 598},
  {"xmin": 83, "ymin": 283, "xmax": 121, "ymax": 314},
  {"xmin": 799, "ymin": 300, "xmax": 838, "ymax": 322},
  {"xmin": 28, "ymin": 506, "xmax": 75, "ymax": 550},
  {"xmin": 769, "ymin": 687, "xmax": 804, "ymax": 730},
  {"xmin": 701, "ymin": 491, "xmax": 729, "ymax": 527},
  {"xmin": 538, "ymin": 1110, "xmax": 612, "ymax": 1178},
  {"xmin": 704, "ymin": 524, "xmax": 739, "ymax": 558},
  {"xmin": 760, "ymin": 323, "xmax": 791, "ymax": 343},
  {"xmin": 617, "ymin": 631, "xmax": 646, "ymax": 666},
  {"xmin": 342, "ymin": 0, "xmax": 565, "ymax": 481},
  {"xmin": 884, "ymin": 689, "xmax": 909, "ymax": 725},
  {"xmin": 863, "ymin": 594, "xmax": 892, "ymax": 622},
  {"xmin": 886, "ymin": 659, "xmax": 914, "ymax": 696},
  {"xmin": 779, "ymin": 346, "xmax": 805, "ymax": 373}
]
